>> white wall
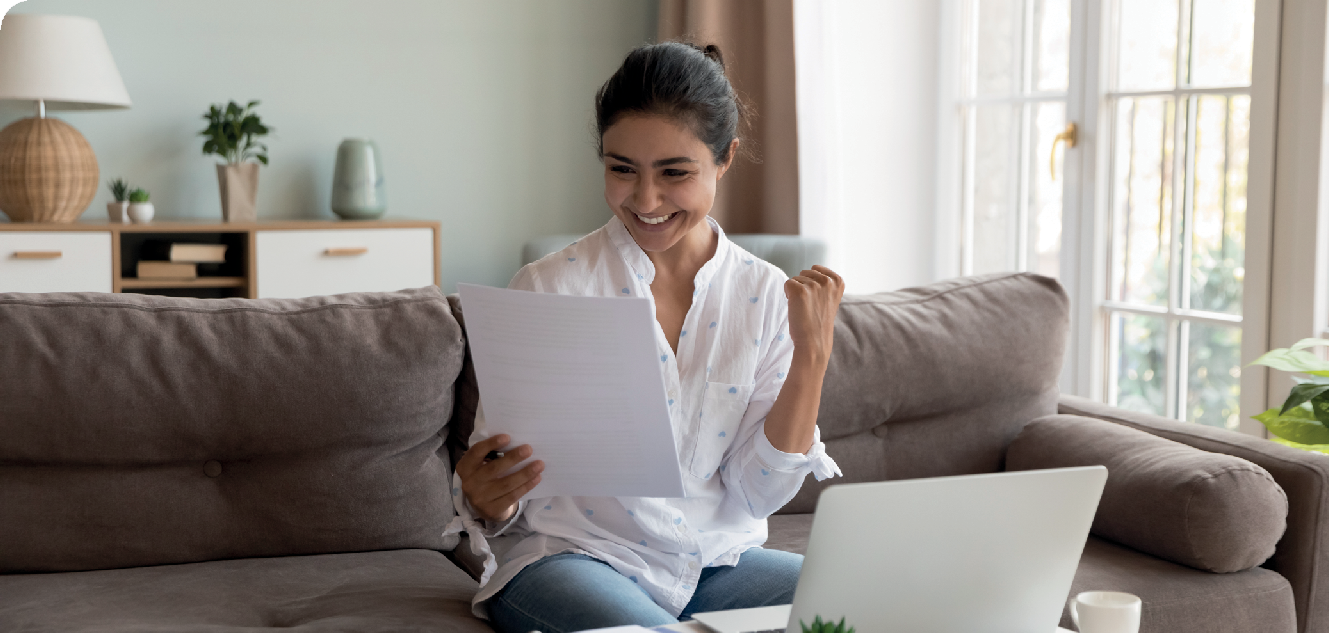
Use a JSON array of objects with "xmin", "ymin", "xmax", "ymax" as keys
[
  {"xmin": 796, "ymin": 0, "xmax": 941, "ymax": 294},
  {"xmin": 0, "ymin": 0, "xmax": 656, "ymax": 291}
]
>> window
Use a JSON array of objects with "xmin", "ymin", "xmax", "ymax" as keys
[
  {"xmin": 944, "ymin": 0, "xmax": 1271, "ymax": 431},
  {"xmin": 1102, "ymin": 0, "xmax": 1253, "ymax": 428}
]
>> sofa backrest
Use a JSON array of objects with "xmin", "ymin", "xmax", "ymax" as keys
[
  {"xmin": 0, "ymin": 287, "xmax": 463, "ymax": 573},
  {"xmin": 779, "ymin": 272, "xmax": 1069, "ymax": 513}
]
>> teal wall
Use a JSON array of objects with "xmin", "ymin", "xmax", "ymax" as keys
[{"xmin": 0, "ymin": 0, "xmax": 657, "ymax": 290}]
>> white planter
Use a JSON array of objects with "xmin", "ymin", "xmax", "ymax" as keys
[
  {"xmin": 106, "ymin": 201, "xmax": 129, "ymax": 223},
  {"xmin": 128, "ymin": 202, "xmax": 155, "ymax": 223}
]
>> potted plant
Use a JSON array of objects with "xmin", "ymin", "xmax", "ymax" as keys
[
  {"xmin": 200, "ymin": 100, "xmax": 271, "ymax": 222},
  {"xmin": 126, "ymin": 187, "xmax": 154, "ymax": 223},
  {"xmin": 1251, "ymin": 338, "xmax": 1329, "ymax": 452},
  {"xmin": 106, "ymin": 178, "xmax": 130, "ymax": 223},
  {"xmin": 801, "ymin": 616, "xmax": 854, "ymax": 633}
]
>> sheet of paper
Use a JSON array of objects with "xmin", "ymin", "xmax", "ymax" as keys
[{"xmin": 458, "ymin": 283, "xmax": 685, "ymax": 500}]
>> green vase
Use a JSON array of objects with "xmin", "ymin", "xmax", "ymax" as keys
[{"xmin": 331, "ymin": 138, "xmax": 387, "ymax": 220}]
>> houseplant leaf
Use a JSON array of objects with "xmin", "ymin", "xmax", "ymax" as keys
[
  {"xmin": 1282, "ymin": 383, "xmax": 1329, "ymax": 414},
  {"xmin": 1251, "ymin": 348, "xmax": 1329, "ymax": 377},
  {"xmin": 1254, "ymin": 406, "xmax": 1329, "ymax": 444},
  {"xmin": 1291, "ymin": 338, "xmax": 1329, "ymax": 353}
]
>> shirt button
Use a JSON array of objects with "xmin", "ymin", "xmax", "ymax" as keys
[
  {"xmin": 688, "ymin": 561, "xmax": 699, "ymax": 570},
  {"xmin": 668, "ymin": 389, "xmax": 677, "ymax": 399},
  {"xmin": 676, "ymin": 523, "xmax": 686, "ymax": 532}
]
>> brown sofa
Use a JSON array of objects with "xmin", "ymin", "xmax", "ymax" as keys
[{"xmin": 1, "ymin": 273, "xmax": 1323, "ymax": 632}]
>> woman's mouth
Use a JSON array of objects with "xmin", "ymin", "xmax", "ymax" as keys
[{"xmin": 635, "ymin": 212, "xmax": 678, "ymax": 227}]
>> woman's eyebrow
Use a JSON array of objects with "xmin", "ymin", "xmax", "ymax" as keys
[{"xmin": 653, "ymin": 157, "xmax": 697, "ymax": 167}]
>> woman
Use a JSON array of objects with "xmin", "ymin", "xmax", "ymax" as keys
[{"xmin": 447, "ymin": 41, "xmax": 844, "ymax": 633}]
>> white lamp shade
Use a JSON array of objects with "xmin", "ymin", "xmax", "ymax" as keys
[{"xmin": 0, "ymin": 13, "xmax": 131, "ymax": 110}]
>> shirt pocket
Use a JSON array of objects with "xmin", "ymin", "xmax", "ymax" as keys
[{"xmin": 689, "ymin": 381, "xmax": 754, "ymax": 478}]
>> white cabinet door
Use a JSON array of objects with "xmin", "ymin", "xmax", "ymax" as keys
[
  {"xmin": 255, "ymin": 228, "xmax": 435, "ymax": 298},
  {"xmin": 0, "ymin": 232, "xmax": 113, "ymax": 293}
]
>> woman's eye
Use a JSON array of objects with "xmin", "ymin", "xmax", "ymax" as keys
[
  {"xmin": 610, "ymin": 165, "xmax": 635, "ymax": 175},
  {"xmin": 663, "ymin": 169, "xmax": 691, "ymax": 178}
]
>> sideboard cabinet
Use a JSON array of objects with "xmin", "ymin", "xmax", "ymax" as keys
[{"xmin": 0, "ymin": 219, "xmax": 440, "ymax": 299}]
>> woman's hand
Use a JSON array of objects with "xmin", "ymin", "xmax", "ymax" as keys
[
  {"xmin": 455, "ymin": 434, "xmax": 544, "ymax": 523},
  {"xmin": 784, "ymin": 265, "xmax": 844, "ymax": 366}
]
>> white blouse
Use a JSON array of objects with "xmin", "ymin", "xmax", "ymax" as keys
[{"xmin": 443, "ymin": 215, "xmax": 841, "ymax": 618}]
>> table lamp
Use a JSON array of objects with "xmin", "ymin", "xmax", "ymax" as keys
[{"xmin": 0, "ymin": 14, "xmax": 131, "ymax": 223}]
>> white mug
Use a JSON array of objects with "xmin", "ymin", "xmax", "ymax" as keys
[{"xmin": 1069, "ymin": 591, "xmax": 1141, "ymax": 633}]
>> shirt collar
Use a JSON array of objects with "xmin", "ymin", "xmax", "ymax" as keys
[{"xmin": 607, "ymin": 215, "xmax": 730, "ymax": 289}]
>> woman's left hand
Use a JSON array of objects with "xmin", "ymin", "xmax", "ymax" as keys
[{"xmin": 784, "ymin": 265, "xmax": 844, "ymax": 366}]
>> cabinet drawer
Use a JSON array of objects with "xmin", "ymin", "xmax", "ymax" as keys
[
  {"xmin": 255, "ymin": 228, "xmax": 435, "ymax": 298},
  {"xmin": 0, "ymin": 232, "xmax": 113, "ymax": 293}
]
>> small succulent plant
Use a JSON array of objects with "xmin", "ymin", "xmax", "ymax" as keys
[
  {"xmin": 128, "ymin": 188, "xmax": 150, "ymax": 203},
  {"xmin": 801, "ymin": 616, "xmax": 855, "ymax": 633},
  {"xmin": 107, "ymin": 178, "xmax": 130, "ymax": 202}
]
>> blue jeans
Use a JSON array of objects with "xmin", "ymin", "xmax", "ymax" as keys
[{"xmin": 487, "ymin": 548, "xmax": 803, "ymax": 633}]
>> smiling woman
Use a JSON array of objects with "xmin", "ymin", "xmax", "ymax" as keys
[{"xmin": 446, "ymin": 41, "xmax": 844, "ymax": 633}]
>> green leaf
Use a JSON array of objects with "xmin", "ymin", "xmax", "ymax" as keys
[
  {"xmin": 1251, "ymin": 348, "xmax": 1329, "ymax": 377},
  {"xmin": 1255, "ymin": 406, "xmax": 1329, "ymax": 444},
  {"xmin": 1292, "ymin": 338, "xmax": 1329, "ymax": 353},
  {"xmin": 1283, "ymin": 383, "xmax": 1329, "ymax": 414}
]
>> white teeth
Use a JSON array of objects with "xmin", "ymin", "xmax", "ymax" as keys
[{"xmin": 637, "ymin": 213, "xmax": 674, "ymax": 225}]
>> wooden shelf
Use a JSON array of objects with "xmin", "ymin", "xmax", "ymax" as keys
[{"xmin": 119, "ymin": 276, "xmax": 246, "ymax": 289}]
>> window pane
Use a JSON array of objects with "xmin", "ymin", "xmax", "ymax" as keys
[
  {"xmin": 1034, "ymin": 0, "xmax": 1071, "ymax": 92},
  {"xmin": 1188, "ymin": 0, "xmax": 1255, "ymax": 86},
  {"xmin": 1110, "ymin": 98, "xmax": 1175, "ymax": 306},
  {"xmin": 1117, "ymin": 0, "xmax": 1179, "ymax": 91},
  {"xmin": 1111, "ymin": 312, "xmax": 1168, "ymax": 415},
  {"xmin": 972, "ymin": 104, "xmax": 1021, "ymax": 274},
  {"xmin": 1185, "ymin": 321, "xmax": 1242, "ymax": 429},
  {"xmin": 1030, "ymin": 102, "xmax": 1066, "ymax": 277},
  {"xmin": 1189, "ymin": 95, "xmax": 1249, "ymax": 314},
  {"xmin": 975, "ymin": 0, "xmax": 1023, "ymax": 96}
]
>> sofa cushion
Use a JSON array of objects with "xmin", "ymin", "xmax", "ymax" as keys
[
  {"xmin": 0, "ymin": 288, "xmax": 464, "ymax": 573},
  {"xmin": 1007, "ymin": 414, "xmax": 1288, "ymax": 573},
  {"xmin": 0, "ymin": 549, "xmax": 491, "ymax": 632},
  {"xmin": 780, "ymin": 272, "xmax": 1069, "ymax": 513},
  {"xmin": 1065, "ymin": 536, "xmax": 1295, "ymax": 633}
]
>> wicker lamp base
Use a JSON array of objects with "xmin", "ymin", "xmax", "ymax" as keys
[{"xmin": 0, "ymin": 117, "xmax": 100, "ymax": 223}]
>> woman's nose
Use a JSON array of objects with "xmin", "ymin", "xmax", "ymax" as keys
[{"xmin": 633, "ymin": 177, "xmax": 664, "ymax": 214}]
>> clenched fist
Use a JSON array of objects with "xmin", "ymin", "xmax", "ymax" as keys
[
  {"xmin": 784, "ymin": 265, "xmax": 844, "ymax": 366},
  {"xmin": 456, "ymin": 434, "xmax": 544, "ymax": 523}
]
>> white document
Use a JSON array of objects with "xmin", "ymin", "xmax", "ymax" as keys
[{"xmin": 458, "ymin": 284, "xmax": 685, "ymax": 500}]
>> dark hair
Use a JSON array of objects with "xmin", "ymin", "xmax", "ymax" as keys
[{"xmin": 595, "ymin": 41, "xmax": 748, "ymax": 165}]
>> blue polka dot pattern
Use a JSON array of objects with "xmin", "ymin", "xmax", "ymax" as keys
[
  {"xmin": 681, "ymin": 330, "xmax": 687, "ymax": 336},
  {"xmin": 628, "ymin": 510, "xmax": 634, "ymax": 516},
  {"xmin": 749, "ymin": 297, "xmax": 758, "ymax": 303},
  {"xmin": 777, "ymin": 333, "xmax": 785, "ymax": 341},
  {"xmin": 451, "ymin": 487, "xmax": 459, "ymax": 496},
  {"xmin": 568, "ymin": 257, "xmax": 576, "ymax": 262},
  {"xmin": 777, "ymin": 372, "xmax": 785, "ymax": 379},
  {"xmin": 668, "ymin": 399, "xmax": 674, "ymax": 406},
  {"xmin": 709, "ymin": 321, "xmax": 717, "ymax": 328},
  {"xmin": 622, "ymin": 288, "xmax": 630, "ymax": 294},
  {"xmin": 761, "ymin": 469, "xmax": 770, "ymax": 476},
  {"xmin": 754, "ymin": 338, "xmax": 760, "ymax": 346},
  {"xmin": 745, "ymin": 259, "xmax": 754, "ymax": 265},
  {"xmin": 585, "ymin": 509, "xmax": 594, "ymax": 516},
  {"xmin": 544, "ymin": 505, "xmax": 552, "ymax": 510},
  {"xmin": 728, "ymin": 387, "xmax": 737, "ymax": 393},
  {"xmin": 660, "ymin": 354, "xmax": 668, "ymax": 362},
  {"xmin": 718, "ymin": 431, "xmax": 726, "ymax": 437},
  {"xmin": 639, "ymin": 540, "xmax": 648, "ymax": 547},
  {"xmin": 674, "ymin": 517, "xmax": 683, "ymax": 525}
]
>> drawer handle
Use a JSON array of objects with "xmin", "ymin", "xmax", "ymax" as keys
[
  {"xmin": 324, "ymin": 247, "xmax": 368, "ymax": 257},
  {"xmin": 12, "ymin": 250, "xmax": 63, "ymax": 260}
]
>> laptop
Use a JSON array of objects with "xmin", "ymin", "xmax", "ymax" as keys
[{"xmin": 691, "ymin": 466, "xmax": 1107, "ymax": 633}]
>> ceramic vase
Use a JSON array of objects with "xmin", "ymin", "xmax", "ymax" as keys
[
  {"xmin": 217, "ymin": 162, "xmax": 259, "ymax": 222},
  {"xmin": 127, "ymin": 202, "xmax": 154, "ymax": 223},
  {"xmin": 331, "ymin": 138, "xmax": 386, "ymax": 220},
  {"xmin": 107, "ymin": 201, "xmax": 129, "ymax": 223}
]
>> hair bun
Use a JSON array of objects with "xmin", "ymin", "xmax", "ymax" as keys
[{"xmin": 702, "ymin": 44, "xmax": 725, "ymax": 69}]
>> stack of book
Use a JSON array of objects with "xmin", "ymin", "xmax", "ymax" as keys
[{"xmin": 136, "ymin": 241, "xmax": 229, "ymax": 280}]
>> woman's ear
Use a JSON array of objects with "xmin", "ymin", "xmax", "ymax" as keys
[{"xmin": 716, "ymin": 139, "xmax": 740, "ymax": 179}]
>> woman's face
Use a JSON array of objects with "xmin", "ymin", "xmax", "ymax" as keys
[{"xmin": 602, "ymin": 114, "xmax": 735, "ymax": 254}]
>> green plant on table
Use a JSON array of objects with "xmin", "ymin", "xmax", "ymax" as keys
[
  {"xmin": 199, "ymin": 100, "xmax": 272, "ymax": 165},
  {"xmin": 1251, "ymin": 338, "xmax": 1329, "ymax": 452},
  {"xmin": 107, "ymin": 178, "xmax": 130, "ymax": 202},
  {"xmin": 127, "ymin": 188, "xmax": 150, "ymax": 203},
  {"xmin": 800, "ymin": 615, "xmax": 855, "ymax": 633}
]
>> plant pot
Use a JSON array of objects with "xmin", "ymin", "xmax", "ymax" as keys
[
  {"xmin": 331, "ymin": 138, "xmax": 387, "ymax": 220},
  {"xmin": 217, "ymin": 162, "xmax": 259, "ymax": 222},
  {"xmin": 128, "ymin": 202, "xmax": 154, "ymax": 223},
  {"xmin": 107, "ymin": 201, "xmax": 129, "ymax": 223}
]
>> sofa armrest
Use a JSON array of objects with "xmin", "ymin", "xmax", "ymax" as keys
[{"xmin": 1059, "ymin": 395, "xmax": 1329, "ymax": 633}]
